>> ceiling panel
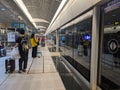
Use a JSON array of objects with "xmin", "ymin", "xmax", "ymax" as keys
[
  {"xmin": 23, "ymin": 0, "xmax": 61, "ymax": 28},
  {"xmin": 35, "ymin": 22, "xmax": 49, "ymax": 28},
  {"xmin": 0, "ymin": 0, "xmax": 61, "ymax": 30},
  {"xmin": 0, "ymin": 0, "xmax": 36, "ymax": 29}
]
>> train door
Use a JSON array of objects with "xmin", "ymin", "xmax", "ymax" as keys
[{"xmin": 99, "ymin": 0, "xmax": 120, "ymax": 90}]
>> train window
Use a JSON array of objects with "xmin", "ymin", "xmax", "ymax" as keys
[
  {"xmin": 73, "ymin": 18, "xmax": 92, "ymax": 81},
  {"xmin": 59, "ymin": 17, "xmax": 92, "ymax": 81},
  {"xmin": 64, "ymin": 27, "xmax": 74, "ymax": 57},
  {"xmin": 99, "ymin": 0, "xmax": 120, "ymax": 90},
  {"xmin": 59, "ymin": 29, "xmax": 66, "ymax": 55}
]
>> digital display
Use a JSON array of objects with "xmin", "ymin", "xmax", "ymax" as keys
[{"xmin": 83, "ymin": 34, "xmax": 91, "ymax": 41}]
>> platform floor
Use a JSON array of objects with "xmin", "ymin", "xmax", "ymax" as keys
[
  {"xmin": 0, "ymin": 46, "xmax": 66, "ymax": 90},
  {"xmin": 0, "ymin": 47, "xmax": 65, "ymax": 90}
]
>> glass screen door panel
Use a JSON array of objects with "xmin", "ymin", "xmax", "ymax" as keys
[{"xmin": 99, "ymin": 0, "xmax": 120, "ymax": 90}]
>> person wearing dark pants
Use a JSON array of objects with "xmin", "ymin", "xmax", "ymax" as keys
[
  {"xmin": 19, "ymin": 51, "xmax": 28, "ymax": 72},
  {"xmin": 30, "ymin": 33, "xmax": 39, "ymax": 58},
  {"xmin": 15, "ymin": 28, "xmax": 29, "ymax": 73},
  {"xmin": 32, "ymin": 46, "xmax": 37, "ymax": 58}
]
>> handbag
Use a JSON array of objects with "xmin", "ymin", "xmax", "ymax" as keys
[{"xmin": 11, "ymin": 47, "xmax": 20, "ymax": 59}]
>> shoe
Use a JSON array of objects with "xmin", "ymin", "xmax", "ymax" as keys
[
  {"xmin": 18, "ymin": 70, "xmax": 22, "ymax": 73},
  {"xmin": 38, "ymin": 56, "xmax": 40, "ymax": 58},
  {"xmin": 22, "ymin": 69, "xmax": 26, "ymax": 72}
]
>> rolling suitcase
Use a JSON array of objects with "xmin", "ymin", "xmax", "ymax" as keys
[
  {"xmin": 5, "ymin": 58, "xmax": 15, "ymax": 73},
  {"xmin": 41, "ymin": 42, "xmax": 45, "ymax": 47}
]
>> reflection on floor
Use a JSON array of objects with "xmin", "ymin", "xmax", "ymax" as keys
[
  {"xmin": 52, "ymin": 56, "xmax": 82, "ymax": 90},
  {"xmin": 60, "ymin": 45, "xmax": 120, "ymax": 89},
  {"xmin": 62, "ymin": 55, "xmax": 120, "ymax": 89},
  {"xmin": 63, "ymin": 56, "xmax": 90, "ymax": 81},
  {"xmin": 48, "ymin": 47, "xmax": 62, "ymax": 52}
]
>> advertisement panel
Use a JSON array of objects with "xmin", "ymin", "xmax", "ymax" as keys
[{"xmin": 7, "ymin": 32, "xmax": 16, "ymax": 42}]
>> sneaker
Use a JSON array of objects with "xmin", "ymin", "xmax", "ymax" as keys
[
  {"xmin": 18, "ymin": 70, "xmax": 22, "ymax": 73},
  {"xmin": 22, "ymin": 69, "xmax": 26, "ymax": 72}
]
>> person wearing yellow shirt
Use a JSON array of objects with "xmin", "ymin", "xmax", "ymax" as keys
[{"xmin": 30, "ymin": 33, "xmax": 39, "ymax": 58}]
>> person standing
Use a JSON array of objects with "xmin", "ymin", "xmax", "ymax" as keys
[
  {"xmin": 15, "ymin": 28, "xmax": 29, "ymax": 73},
  {"xmin": 0, "ymin": 40, "xmax": 3, "ymax": 56},
  {"xmin": 41, "ymin": 36, "xmax": 45, "ymax": 47},
  {"xmin": 0, "ymin": 40, "xmax": 2, "ymax": 47},
  {"xmin": 30, "ymin": 33, "xmax": 39, "ymax": 58}
]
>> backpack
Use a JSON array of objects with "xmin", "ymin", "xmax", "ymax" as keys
[{"xmin": 20, "ymin": 37, "xmax": 28, "ymax": 52}]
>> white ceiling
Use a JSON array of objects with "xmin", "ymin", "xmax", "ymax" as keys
[
  {"xmin": 22, "ymin": 0, "xmax": 61, "ymax": 29},
  {"xmin": 0, "ymin": 2, "xmax": 18, "ymax": 24},
  {"xmin": 0, "ymin": 0, "xmax": 61, "ymax": 30}
]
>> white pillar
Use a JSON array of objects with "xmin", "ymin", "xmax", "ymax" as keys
[
  {"xmin": 56, "ymin": 30, "xmax": 59, "ymax": 52},
  {"xmin": 90, "ymin": 6, "xmax": 100, "ymax": 90}
]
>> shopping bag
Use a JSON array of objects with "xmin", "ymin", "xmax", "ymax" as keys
[
  {"xmin": 11, "ymin": 47, "xmax": 20, "ymax": 59},
  {"xmin": 37, "ymin": 51, "xmax": 42, "ymax": 58}
]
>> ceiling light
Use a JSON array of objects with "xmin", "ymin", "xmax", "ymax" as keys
[
  {"xmin": 18, "ymin": 15, "xmax": 23, "ymax": 20},
  {"xmin": 13, "ymin": 0, "xmax": 37, "ymax": 28},
  {"xmin": 1, "ymin": 8, "xmax": 6, "ymax": 11},
  {"xmin": 45, "ymin": 0, "xmax": 68, "ymax": 35}
]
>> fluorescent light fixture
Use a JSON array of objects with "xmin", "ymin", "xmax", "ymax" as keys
[
  {"xmin": 13, "ymin": 0, "xmax": 37, "ymax": 28},
  {"xmin": 45, "ymin": 0, "xmax": 67, "ymax": 35},
  {"xmin": 33, "ymin": 22, "xmax": 37, "ymax": 28}
]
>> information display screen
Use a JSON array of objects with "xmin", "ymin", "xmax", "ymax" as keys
[{"xmin": 83, "ymin": 34, "xmax": 91, "ymax": 41}]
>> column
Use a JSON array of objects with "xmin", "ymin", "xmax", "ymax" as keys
[
  {"xmin": 90, "ymin": 6, "xmax": 100, "ymax": 90},
  {"xmin": 56, "ymin": 30, "xmax": 59, "ymax": 52}
]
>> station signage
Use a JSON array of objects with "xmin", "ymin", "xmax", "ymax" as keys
[
  {"xmin": 11, "ymin": 22, "xmax": 26, "ymax": 29},
  {"xmin": 107, "ymin": 39, "xmax": 119, "ymax": 54}
]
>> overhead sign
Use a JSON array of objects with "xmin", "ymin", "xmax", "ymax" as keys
[
  {"xmin": 11, "ymin": 22, "xmax": 26, "ymax": 29},
  {"xmin": 107, "ymin": 39, "xmax": 119, "ymax": 53}
]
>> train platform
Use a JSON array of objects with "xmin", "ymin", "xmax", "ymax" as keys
[{"xmin": 0, "ymin": 45, "xmax": 82, "ymax": 90}]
